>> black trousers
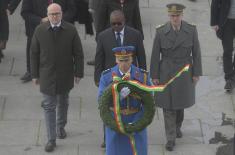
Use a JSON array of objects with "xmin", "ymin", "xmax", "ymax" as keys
[
  {"xmin": 0, "ymin": 12, "xmax": 9, "ymax": 41},
  {"xmin": 222, "ymin": 19, "xmax": 235, "ymax": 80},
  {"xmin": 26, "ymin": 36, "xmax": 32, "ymax": 73}
]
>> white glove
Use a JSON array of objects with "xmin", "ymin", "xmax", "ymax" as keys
[{"xmin": 120, "ymin": 87, "xmax": 130, "ymax": 100}]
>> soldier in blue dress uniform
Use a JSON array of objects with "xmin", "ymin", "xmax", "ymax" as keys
[{"xmin": 98, "ymin": 46, "xmax": 151, "ymax": 155}]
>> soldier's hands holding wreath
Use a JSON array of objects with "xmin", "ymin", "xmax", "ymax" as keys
[{"xmin": 120, "ymin": 87, "xmax": 130, "ymax": 100}]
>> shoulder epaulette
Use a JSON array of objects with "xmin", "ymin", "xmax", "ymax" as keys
[
  {"xmin": 156, "ymin": 24, "xmax": 164, "ymax": 29},
  {"xmin": 140, "ymin": 68, "xmax": 149, "ymax": 73},
  {"xmin": 102, "ymin": 68, "xmax": 111, "ymax": 75},
  {"xmin": 187, "ymin": 22, "xmax": 196, "ymax": 27}
]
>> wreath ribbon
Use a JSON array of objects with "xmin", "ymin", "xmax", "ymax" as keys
[{"xmin": 111, "ymin": 64, "xmax": 190, "ymax": 155}]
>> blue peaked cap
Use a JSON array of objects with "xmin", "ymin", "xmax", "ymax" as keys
[{"xmin": 112, "ymin": 46, "xmax": 135, "ymax": 58}]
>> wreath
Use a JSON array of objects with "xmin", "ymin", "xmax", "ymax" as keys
[{"xmin": 98, "ymin": 81, "xmax": 155, "ymax": 134}]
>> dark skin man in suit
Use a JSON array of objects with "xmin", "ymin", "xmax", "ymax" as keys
[{"xmin": 94, "ymin": 10, "xmax": 146, "ymax": 86}]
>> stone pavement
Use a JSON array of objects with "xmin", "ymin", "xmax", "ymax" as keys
[{"xmin": 0, "ymin": 0, "xmax": 234, "ymax": 154}]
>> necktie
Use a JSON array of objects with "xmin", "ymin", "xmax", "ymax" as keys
[
  {"xmin": 116, "ymin": 32, "xmax": 122, "ymax": 46},
  {"xmin": 48, "ymin": 0, "xmax": 53, "ymax": 5},
  {"xmin": 52, "ymin": 26, "xmax": 59, "ymax": 32}
]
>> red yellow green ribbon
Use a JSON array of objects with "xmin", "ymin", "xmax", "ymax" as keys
[{"xmin": 111, "ymin": 64, "xmax": 190, "ymax": 155}]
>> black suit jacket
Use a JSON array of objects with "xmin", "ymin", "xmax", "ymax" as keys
[
  {"xmin": 21, "ymin": 0, "xmax": 76, "ymax": 37},
  {"xmin": 94, "ymin": 26, "xmax": 146, "ymax": 85},
  {"xmin": 210, "ymin": 0, "xmax": 231, "ymax": 38}
]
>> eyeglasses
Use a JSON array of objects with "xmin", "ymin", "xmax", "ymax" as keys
[
  {"xmin": 111, "ymin": 22, "xmax": 123, "ymax": 26},
  {"xmin": 48, "ymin": 12, "xmax": 61, "ymax": 16}
]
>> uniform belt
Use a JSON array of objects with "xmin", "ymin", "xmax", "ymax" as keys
[{"xmin": 109, "ymin": 107, "xmax": 140, "ymax": 115}]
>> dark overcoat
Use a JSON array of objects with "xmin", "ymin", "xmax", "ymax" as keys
[
  {"xmin": 150, "ymin": 21, "xmax": 202, "ymax": 110},
  {"xmin": 0, "ymin": 0, "xmax": 20, "ymax": 41},
  {"xmin": 74, "ymin": 0, "xmax": 92, "ymax": 24},
  {"xmin": 96, "ymin": 0, "xmax": 143, "ymax": 36},
  {"xmin": 94, "ymin": 26, "xmax": 146, "ymax": 84},
  {"xmin": 21, "ymin": 0, "xmax": 76, "ymax": 37},
  {"xmin": 88, "ymin": 0, "xmax": 101, "ymax": 31},
  {"xmin": 30, "ymin": 21, "xmax": 84, "ymax": 95},
  {"xmin": 74, "ymin": 0, "xmax": 94, "ymax": 35}
]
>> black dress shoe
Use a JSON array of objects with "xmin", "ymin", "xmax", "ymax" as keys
[
  {"xmin": 0, "ymin": 51, "xmax": 4, "ymax": 58},
  {"xmin": 0, "ymin": 51, "xmax": 3, "ymax": 63},
  {"xmin": 20, "ymin": 72, "xmax": 32, "ymax": 83},
  {"xmin": 22, "ymin": 77, "xmax": 32, "ymax": 83},
  {"xmin": 45, "ymin": 140, "xmax": 56, "ymax": 152},
  {"xmin": 87, "ymin": 59, "xmax": 95, "ymax": 65},
  {"xmin": 100, "ymin": 142, "xmax": 106, "ymax": 148},
  {"xmin": 224, "ymin": 79, "xmax": 234, "ymax": 92},
  {"xmin": 176, "ymin": 129, "xmax": 183, "ymax": 138},
  {"xmin": 20, "ymin": 72, "xmax": 31, "ymax": 80},
  {"xmin": 57, "ymin": 128, "xmax": 67, "ymax": 139},
  {"xmin": 165, "ymin": 141, "xmax": 175, "ymax": 151}
]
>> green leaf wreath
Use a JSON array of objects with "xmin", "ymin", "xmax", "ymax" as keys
[{"xmin": 99, "ymin": 82, "xmax": 155, "ymax": 133}]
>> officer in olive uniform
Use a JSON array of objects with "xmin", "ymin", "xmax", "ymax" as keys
[{"xmin": 150, "ymin": 3, "xmax": 202, "ymax": 151}]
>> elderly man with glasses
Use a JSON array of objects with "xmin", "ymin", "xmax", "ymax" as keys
[
  {"xmin": 20, "ymin": 0, "xmax": 76, "ymax": 83},
  {"xmin": 30, "ymin": 3, "xmax": 84, "ymax": 152}
]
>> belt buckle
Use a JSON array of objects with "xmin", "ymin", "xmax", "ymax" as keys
[{"xmin": 125, "ymin": 109, "xmax": 131, "ymax": 115}]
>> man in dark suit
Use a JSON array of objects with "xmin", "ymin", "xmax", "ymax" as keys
[
  {"xmin": 86, "ymin": 0, "xmax": 143, "ymax": 65},
  {"xmin": 30, "ymin": 3, "xmax": 84, "ymax": 152},
  {"xmin": 0, "ymin": 0, "xmax": 21, "ymax": 63},
  {"xmin": 211, "ymin": 0, "xmax": 235, "ymax": 92},
  {"xmin": 94, "ymin": 10, "xmax": 146, "ymax": 86},
  {"xmin": 20, "ymin": 0, "xmax": 76, "ymax": 83}
]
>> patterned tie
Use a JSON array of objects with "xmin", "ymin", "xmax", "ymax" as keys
[
  {"xmin": 52, "ymin": 26, "xmax": 59, "ymax": 32},
  {"xmin": 116, "ymin": 32, "xmax": 122, "ymax": 46}
]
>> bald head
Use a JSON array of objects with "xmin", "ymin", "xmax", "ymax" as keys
[
  {"xmin": 110, "ymin": 10, "xmax": 125, "ymax": 32},
  {"xmin": 47, "ymin": 3, "xmax": 62, "ymax": 25},
  {"xmin": 110, "ymin": 10, "xmax": 125, "ymax": 21},
  {"xmin": 47, "ymin": 3, "xmax": 62, "ymax": 13}
]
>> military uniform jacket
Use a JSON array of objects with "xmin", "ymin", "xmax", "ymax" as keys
[
  {"xmin": 98, "ymin": 64, "xmax": 150, "ymax": 155},
  {"xmin": 30, "ymin": 21, "xmax": 84, "ymax": 95},
  {"xmin": 150, "ymin": 21, "xmax": 202, "ymax": 109}
]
